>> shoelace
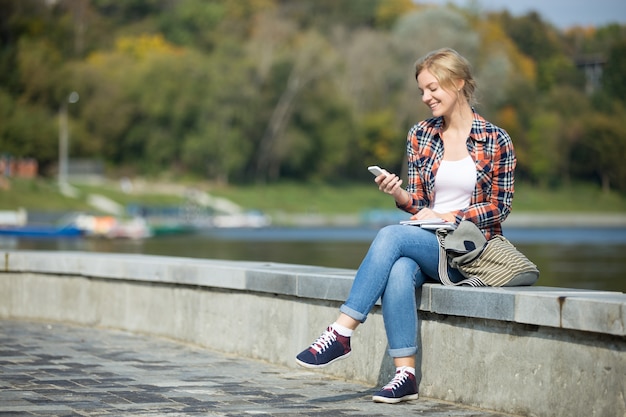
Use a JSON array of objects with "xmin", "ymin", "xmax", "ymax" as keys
[
  {"xmin": 382, "ymin": 369, "xmax": 409, "ymax": 391},
  {"xmin": 310, "ymin": 328, "xmax": 337, "ymax": 354}
]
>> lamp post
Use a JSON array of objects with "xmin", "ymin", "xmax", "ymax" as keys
[{"xmin": 58, "ymin": 91, "xmax": 79, "ymax": 186}]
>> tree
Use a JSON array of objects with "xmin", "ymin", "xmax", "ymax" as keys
[
  {"xmin": 602, "ymin": 40, "xmax": 626, "ymax": 103},
  {"xmin": 0, "ymin": 89, "xmax": 58, "ymax": 171},
  {"xmin": 496, "ymin": 11, "xmax": 576, "ymax": 93},
  {"xmin": 252, "ymin": 28, "xmax": 340, "ymax": 181},
  {"xmin": 497, "ymin": 11, "xmax": 562, "ymax": 61},
  {"xmin": 276, "ymin": 0, "xmax": 381, "ymax": 30},
  {"xmin": 1, "ymin": 0, "xmax": 624, "ymax": 190},
  {"xmin": 91, "ymin": 0, "xmax": 164, "ymax": 24},
  {"xmin": 542, "ymin": 86, "xmax": 591, "ymax": 184},
  {"xmin": 537, "ymin": 54, "xmax": 585, "ymax": 92},
  {"xmin": 374, "ymin": 0, "xmax": 417, "ymax": 29},
  {"xmin": 279, "ymin": 85, "xmax": 356, "ymax": 180},
  {"xmin": 180, "ymin": 41, "xmax": 258, "ymax": 183},
  {"xmin": 575, "ymin": 112, "xmax": 626, "ymax": 193},
  {"xmin": 358, "ymin": 109, "xmax": 404, "ymax": 172},
  {"xmin": 158, "ymin": 0, "xmax": 227, "ymax": 51},
  {"xmin": 16, "ymin": 38, "xmax": 64, "ymax": 106},
  {"xmin": 526, "ymin": 112, "xmax": 562, "ymax": 187}
]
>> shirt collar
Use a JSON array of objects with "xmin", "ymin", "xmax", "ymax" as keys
[
  {"xmin": 469, "ymin": 108, "xmax": 488, "ymax": 143},
  {"xmin": 433, "ymin": 108, "xmax": 487, "ymax": 142}
]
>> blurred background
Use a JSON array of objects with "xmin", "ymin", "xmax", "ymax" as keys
[
  {"xmin": 2, "ymin": 0, "xmax": 626, "ymax": 186},
  {"xmin": 1, "ymin": 0, "xmax": 625, "ymax": 292}
]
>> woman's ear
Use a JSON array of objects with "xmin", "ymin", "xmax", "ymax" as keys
[{"xmin": 456, "ymin": 79, "xmax": 465, "ymax": 92}]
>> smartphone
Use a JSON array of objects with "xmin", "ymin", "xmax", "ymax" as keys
[{"xmin": 367, "ymin": 165, "xmax": 388, "ymax": 177}]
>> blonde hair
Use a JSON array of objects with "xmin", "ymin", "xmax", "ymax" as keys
[{"xmin": 414, "ymin": 48, "xmax": 476, "ymax": 105}]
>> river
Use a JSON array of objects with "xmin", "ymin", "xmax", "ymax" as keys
[{"xmin": 2, "ymin": 226, "xmax": 625, "ymax": 293}]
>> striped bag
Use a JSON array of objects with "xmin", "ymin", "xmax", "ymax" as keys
[{"xmin": 436, "ymin": 220, "xmax": 539, "ymax": 287}]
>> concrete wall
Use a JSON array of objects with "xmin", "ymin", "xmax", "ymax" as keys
[{"xmin": 1, "ymin": 250, "xmax": 624, "ymax": 417}]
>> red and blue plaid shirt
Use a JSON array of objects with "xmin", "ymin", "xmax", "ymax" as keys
[{"xmin": 397, "ymin": 110, "xmax": 516, "ymax": 239}]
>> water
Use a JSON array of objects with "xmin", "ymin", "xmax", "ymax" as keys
[{"xmin": 2, "ymin": 226, "xmax": 625, "ymax": 293}]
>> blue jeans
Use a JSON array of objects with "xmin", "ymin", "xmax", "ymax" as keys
[{"xmin": 340, "ymin": 224, "xmax": 464, "ymax": 358}]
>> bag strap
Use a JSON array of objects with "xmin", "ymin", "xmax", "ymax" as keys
[{"xmin": 436, "ymin": 229, "xmax": 486, "ymax": 287}]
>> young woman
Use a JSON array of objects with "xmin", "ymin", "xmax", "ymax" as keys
[{"xmin": 295, "ymin": 48, "xmax": 516, "ymax": 404}]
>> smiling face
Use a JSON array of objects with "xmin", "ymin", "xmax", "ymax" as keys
[
  {"xmin": 413, "ymin": 48, "xmax": 476, "ymax": 120},
  {"xmin": 417, "ymin": 68, "xmax": 462, "ymax": 118}
]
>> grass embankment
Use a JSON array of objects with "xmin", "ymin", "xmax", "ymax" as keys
[
  {"xmin": 1, "ymin": 177, "xmax": 626, "ymax": 215},
  {"xmin": 206, "ymin": 181, "xmax": 626, "ymax": 214}
]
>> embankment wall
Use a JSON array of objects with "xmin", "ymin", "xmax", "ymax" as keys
[{"xmin": 1, "ymin": 251, "xmax": 624, "ymax": 417}]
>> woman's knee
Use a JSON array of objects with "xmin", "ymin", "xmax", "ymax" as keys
[
  {"xmin": 373, "ymin": 224, "xmax": 405, "ymax": 244},
  {"xmin": 390, "ymin": 256, "xmax": 417, "ymax": 276},
  {"xmin": 387, "ymin": 257, "xmax": 419, "ymax": 291}
]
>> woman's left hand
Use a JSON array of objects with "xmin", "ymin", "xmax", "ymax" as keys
[{"xmin": 376, "ymin": 173, "xmax": 403, "ymax": 196}]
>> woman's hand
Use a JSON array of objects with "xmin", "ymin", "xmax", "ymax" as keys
[
  {"xmin": 411, "ymin": 208, "xmax": 456, "ymax": 222},
  {"xmin": 411, "ymin": 208, "xmax": 439, "ymax": 220},
  {"xmin": 375, "ymin": 173, "xmax": 403, "ymax": 197}
]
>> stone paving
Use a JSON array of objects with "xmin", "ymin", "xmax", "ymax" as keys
[{"xmin": 0, "ymin": 320, "xmax": 514, "ymax": 417}]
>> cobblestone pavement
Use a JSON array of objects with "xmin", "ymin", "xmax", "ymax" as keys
[{"xmin": 0, "ymin": 320, "xmax": 514, "ymax": 417}]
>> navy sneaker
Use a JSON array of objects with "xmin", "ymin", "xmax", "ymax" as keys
[
  {"xmin": 295, "ymin": 326, "xmax": 351, "ymax": 368},
  {"xmin": 372, "ymin": 367, "xmax": 419, "ymax": 404}
]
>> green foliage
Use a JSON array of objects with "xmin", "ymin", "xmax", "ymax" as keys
[
  {"xmin": 158, "ymin": 0, "xmax": 226, "ymax": 50},
  {"xmin": 276, "ymin": 0, "xmax": 382, "ymax": 30},
  {"xmin": 92, "ymin": 0, "xmax": 164, "ymax": 24},
  {"xmin": 0, "ymin": 89, "xmax": 57, "ymax": 169},
  {"xmin": 1, "ymin": 0, "xmax": 626, "ymax": 195},
  {"xmin": 526, "ymin": 112, "xmax": 562, "ymax": 186},
  {"xmin": 537, "ymin": 54, "xmax": 585, "ymax": 91},
  {"xmin": 498, "ymin": 11, "xmax": 562, "ymax": 61},
  {"xmin": 359, "ymin": 109, "xmax": 404, "ymax": 171},
  {"xmin": 574, "ymin": 112, "xmax": 626, "ymax": 192},
  {"xmin": 602, "ymin": 40, "xmax": 626, "ymax": 102}
]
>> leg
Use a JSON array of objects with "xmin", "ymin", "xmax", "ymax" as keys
[
  {"xmin": 340, "ymin": 225, "xmax": 444, "ymax": 322},
  {"xmin": 382, "ymin": 257, "xmax": 426, "ymax": 363},
  {"xmin": 297, "ymin": 225, "xmax": 462, "ymax": 370},
  {"xmin": 372, "ymin": 257, "xmax": 424, "ymax": 403},
  {"xmin": 307, "ymin": 256, "xmax": 425, "ymax": 370}
]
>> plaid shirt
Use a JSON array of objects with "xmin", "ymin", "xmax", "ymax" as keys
[{"xmin": 397, "ymin": 110, "xmax": 516, "ymax": 239}]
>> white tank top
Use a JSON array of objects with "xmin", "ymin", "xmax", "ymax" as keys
[{"xmin": 432, "ymin": 155, "xmax": 476, "ymax": 213}]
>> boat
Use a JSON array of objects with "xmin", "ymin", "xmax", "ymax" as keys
[
  {"xmin": 149, "ymin": 223, "xmax": 195, "ymax": 236},
  {"xmin": 74, "ymin": 214, "xmax": 152, "ymax": 239},
  {"xmin": 0, "ymin": 224, "xmax": 83, "ymax": 238},
  {"xmin": 0, "ymin": 211, "xmax": 85, "ymax": 238}
]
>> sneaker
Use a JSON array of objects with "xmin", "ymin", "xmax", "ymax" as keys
[
  {"xmin": 372, "ymin": 367, "xmax": 419, "ymax": 404},
  {"xmin": 295, "ymin": 326, "xmax": 351, "ymax": 368}
]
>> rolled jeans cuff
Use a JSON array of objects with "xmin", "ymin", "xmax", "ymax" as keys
[
  {"xmin": 339, "ymin": 304, "xmax": 368, "ymax": 323},
  {"xmin": 388, "ymin": 346, "xmax": 417, "ymax": 358}
]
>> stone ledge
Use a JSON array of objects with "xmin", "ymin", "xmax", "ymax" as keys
[{"xmin": 4, "ymin": 250, "xmax": 625, "ymax": 336}]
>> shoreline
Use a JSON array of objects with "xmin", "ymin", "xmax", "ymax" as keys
[
  {"xmin": 504, "ymin": 212, "xmax": 626, "ymax": 228},
  {"xmin": 272, "ymin": 211, "xmax": 626, "ymax": 228}
]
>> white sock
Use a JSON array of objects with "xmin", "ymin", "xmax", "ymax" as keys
[
  {"xmin": 398, "ymin": 366, "xmax": 415, "ymax": 375},
  {"xmin": 331, "ymin": 322, "xmax": 353, "ymax": 337}
]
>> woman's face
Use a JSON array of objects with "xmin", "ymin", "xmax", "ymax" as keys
[{"xmin": 417, "ymin": 68, "xmax": 460, "ymax": 118}]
